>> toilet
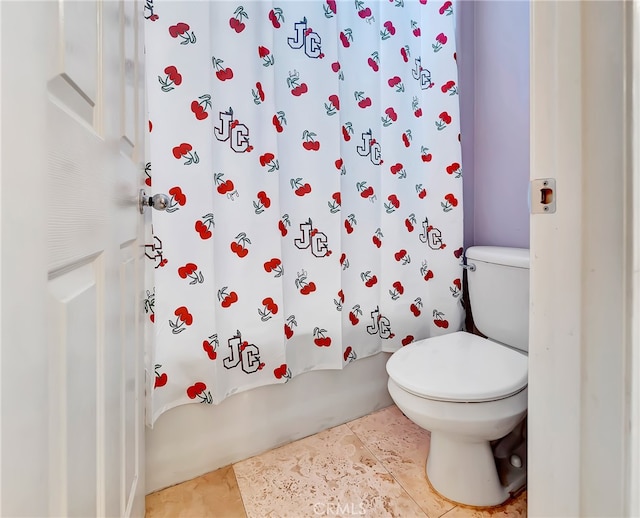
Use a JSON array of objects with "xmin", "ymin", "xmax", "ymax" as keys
[{"xmin": 386, "ymin": 246, "xmax": 529, "ymax": 507}]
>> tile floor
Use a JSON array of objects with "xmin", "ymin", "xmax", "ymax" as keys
[{"xmin": 145, "ymin": 405, "xmax": 527, "ymax": 517}]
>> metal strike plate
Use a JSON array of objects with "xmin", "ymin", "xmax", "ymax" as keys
[{"xmin": 530, "ymin": 178, "xmax": 556, "ymax": 214}]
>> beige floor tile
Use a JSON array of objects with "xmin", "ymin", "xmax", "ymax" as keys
[
  {"xmin": 348, "ymin": 406, "xmax": 528, "ymax": 518},
  {"xmin": 347, "ymin": 405, "xmax": 456, "ymax": 518},
  {"xmin": 233, "ymin": 423, "xmax": 428, "ymax": 518},
  {"xmin": 147, "ymin": 406, "xmax": 528, "ymax": 518},
  {"xmin": 145, "ymin": 465, "xmax": 247, "ymax": 518},
  {"xmin": 441, "ymin": 490, "xmax": 527, "ymax": 518}
]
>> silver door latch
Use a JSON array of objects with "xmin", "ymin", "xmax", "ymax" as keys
[
  {"xmin": 139, "ymin": 189, "xmax": 170, "ymax": 214},
  {"xmin": 530, "ymin": 178, "xmax": 556, "ymax": 214}
]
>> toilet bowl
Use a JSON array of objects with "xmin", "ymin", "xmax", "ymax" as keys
[
  {"xmin": 386, "ymin": 332, "xmax": 527, "ymax": 507},
  {"xmin": 386, "ymin": 246, "xmax": 530, "ymax": 507}
]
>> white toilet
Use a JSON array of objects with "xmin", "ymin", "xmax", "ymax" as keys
[{"xmin": 386, "ymin": 246, "xmax": 529, "ymax": 507}]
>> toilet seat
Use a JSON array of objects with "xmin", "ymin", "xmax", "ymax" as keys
[{"xmin": 386, "ymin": 331, "xmax": 528, "ymax": 403}]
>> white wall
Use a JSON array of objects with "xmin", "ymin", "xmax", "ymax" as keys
[
  {"xmin": 459, "ymin": 0, "xmax": 530, "ymax": 249},
  {"xmin": 457, "ymin": 0, "xmax": 475, "ymax": 249},
  {"xmin": 146, "ymin": 352, "xmax": 393, "ymax": 492}
]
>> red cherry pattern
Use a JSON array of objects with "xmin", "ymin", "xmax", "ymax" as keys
[
  {"xmin": 292, "ymin": 83, "xmax": 308, "ymax": 96},
  {"xmin": 404, "ymin": 218, "xmax": 414, "ymax": 232},
  {"xmin": 229, "ymin": 6, "xmax": 248, "ymax": 33},
  {"xmin": 313, "ymin": 327, "xmax": 332, "ymax": 347},
  {"xmin": 168, "ymin": 186, "xmax": 186, "ymax": 207},
  {"xmin": 284, "ymin": 323, "xmax": 294, "ymax": 339},
  {"xmin": 293, "ymin": 182, "xmax": 312, "ymax": 196},
  {"xmin": 191, "ymin": 100, "xmax": 208, "ymax": 120},
  {"xmin": 178, "ymin": 262, "xmax": 197, "ymax": 278},
  {"xmin": 172, "ymin": 142, "xmax": 191, "ymax": 158},
  {"xmin": 268, "ymin": 9, "xmax": 282, "ymax": 29},
  {"xmin": 230, "ymin": 241, "xmax": 249, "ymax": 258},
  {"xmin": 256, "ymin": 191, "xmax": 271, "ymax": 209},
  {"xmin": 259, "ymin": 152, "xmax": 275, "ymax": 166},
  {"xmin": 300, "ymin": 282, "xmax": 317, "ymax": 295},
  {"xmin": 216, "ymin": 68, "xmax": 234, "ymax": 81},
  {"xmin": 278, "ymin": 219, "xmax": 288, "ymax": 237},
  {"xmin": 154, "ymin": 372, "xmax": 168, "ymax": 388},
  {"xmin": 385, "ymin": 107, "xmax": 398, "ymax": 121},
  {"xmin": 442, "ymin": 193, "xmax": 459, "ymax": 211},
  {"xmin": 446, "ymin": 162, "xmax": 461, "ymax": 176},
  {"xmin": 273, "ymin": 363, "xmax": 289, "ymax": 379},
  {"xmin": 439, "ymin": 1, "xmax": 453, "ymax": 14},
  {"xmin": 168, "ymin": 22, "xmax": 190, "ymax": 38},
  {"xmin": 434, "ymin": 318, "xmax": 449, "ymax": 328},
  {"xmin": 272, "ymin": 114, "xmax": 285, "ymax": 132},
  {"xmin": 202, "ymin": 340, "xmax": 217, "ymax": 360},
  {"xmin": 229, "ymin": 19, "xmax": 245, "ymax": 33},
  {"xmin": 339, "ymin": 31, "xmax": 351, "ymax": 48},
  {"xmin": 357, "ymin": 97, "xmax": 372, "ymax": 109},
  {"xmin": 220, "ymin": 290, "xmax": 239, "ymax": 308},
  {"xmin": 160, "ymin": 66, "xmax": 182, "ymax": 91},
  {"xmin": 195, "ymin": 220, "xmax": 212, "ymax": 240},
  {"xmin": 262, "ymin": 297, "xmax": 278, "ymax": 314},
  {"xmin": 146, "ymin": 0, "xmax": 463, "ymax": 415},
  {"xmin": 388, "ymin": 76, "xmax": 402, "ymax": 88},
  {"xmin": 164, "ymin": 66, "xmax": 182, "ymax": 84},
  {"xmin": 175, "ymin": 306, "xmax": 192, "ymax": 322},
  {"xmin": 186, "ymin": 382, "xmax": 209, "ymax": 400},
  {"xmin": 263, "ymin": 257, "xmax": 282, "ymax": 273},
  {"xmin": 217, "ymin": 179, "xmax": 235, "ymax": 194}
]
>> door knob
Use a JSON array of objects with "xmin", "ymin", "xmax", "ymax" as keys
[{"xmin": 139, "ymin": 189, "xmax": 170, "ymax": 214}]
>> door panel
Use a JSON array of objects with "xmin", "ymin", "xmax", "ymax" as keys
[
  {"xmin": 61, "ymin": 2, "xmax": 99, "ymax": 106},
  {"xmin": 48, "ymin": 1, "xmax": 98, "ymax": 127},
  {"xmin": 49, "ymin": 260, "xmax": 101, "ymax": 517},
  {"xmin": 120, "ymin": 241, "xmax": 140, "ymax": 515}
]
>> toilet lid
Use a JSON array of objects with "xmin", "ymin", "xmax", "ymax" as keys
[{"xmin": 386, "ymin": 331, "xmax": 528, "ymax": 403}]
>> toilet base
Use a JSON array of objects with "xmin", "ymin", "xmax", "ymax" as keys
[{"xmin": 427, "ymin": 431, "xmax": 509, "ymax": 507}]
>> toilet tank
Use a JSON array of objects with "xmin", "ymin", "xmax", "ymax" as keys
[{"xmin": 465, "ymin": 246, "xmax": 530, "ymax": 353}]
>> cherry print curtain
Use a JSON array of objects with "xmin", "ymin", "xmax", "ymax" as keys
[{"xmin": 144, "ymin": 0, "xmax": 463, "ymax": 424}]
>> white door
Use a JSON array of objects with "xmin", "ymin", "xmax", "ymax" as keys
[
  {"xmin": 0, "ymin": 1, "xmax": 146, "ymax": 517},
  {"xmin": 528, "ymin": 1, "xmax": 636, "ymax": 516}
]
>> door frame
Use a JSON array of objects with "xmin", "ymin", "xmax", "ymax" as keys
[
  {"xmin": 528, "ymin": 1, "xmax": 638, "ymax": 515},
  {"xmin": 630, "ymin": 1, "xmax": 640, "ymax": 514},
  {"xmin": 0, "ymin": 1, "xmax": 52, "ymax": 514}
]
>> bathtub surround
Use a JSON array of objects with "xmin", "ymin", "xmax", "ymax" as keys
[
  {"xmin": 146, "ymin": 351, "xmax": 393, "ymax": 493},
  {"xmin": 145, "ymin": 0, "xmax": 464, "ymax": 424}
]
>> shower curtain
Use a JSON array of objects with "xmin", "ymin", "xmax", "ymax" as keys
[{"xmin": 144, "ymin": 0, "xmax": 463, "ymax": 424}]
